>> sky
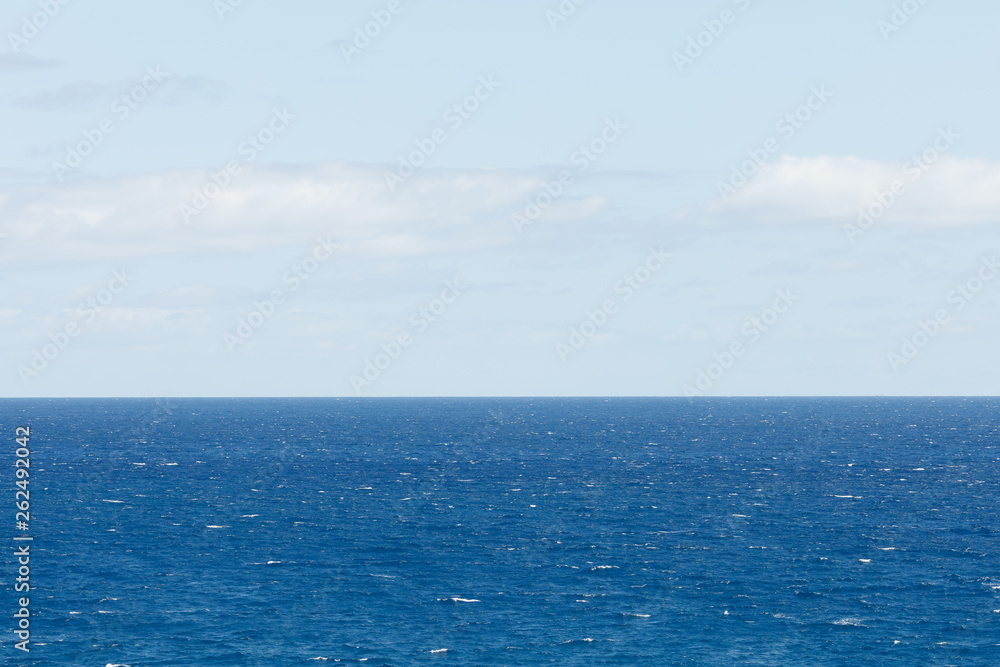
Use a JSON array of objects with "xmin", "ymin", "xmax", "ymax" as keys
[{"xmin": 2, "ymin": 0, "xmax": 999, "ymax": 397}]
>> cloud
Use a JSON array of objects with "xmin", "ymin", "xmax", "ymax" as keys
[
  {"xmin": 0, "ymin": 53, "xmax": 60, "ymax": 72},
  {"xmin": 156, "ymin": 75, "xmax": 230, "ymax": 105},
  {"xmin": 0, "ymin": 162, "xmax": 570, "ymax": 262},
  {"xmin": 8, "ymin": 73, "xmax": 229, "ymax": 110},
  {"xmin": 10, "ymin": 80, "xmax": 117, "ymax": 109},
  {"xmin": 705, "ymin": 155, "xmax": 1000, "ymax": 225}
]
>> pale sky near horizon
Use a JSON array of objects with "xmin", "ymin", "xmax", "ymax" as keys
[{"xmin": 2, "ymin": 0, "xmax": 1000, "ymax": 397}]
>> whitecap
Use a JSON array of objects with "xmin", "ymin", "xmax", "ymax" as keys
[
  {"xmin": 205, "ymin": 525, "xmax": 230, "ymax": 529},
  {"xmin": 450, "ymin": 597, "xmax": 479, "ymax": 603},
  {"xmin": 429, "ymin": 648, "xmax": 448, "ymax": 653},
  {"xmin": 102, "ymin": 500, "xmax": 124, "ymax": 503}
]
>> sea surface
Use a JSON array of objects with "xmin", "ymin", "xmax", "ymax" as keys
[{"xmin": 2, "ymin": 397, "xmax": 1000, "ymax": 666}]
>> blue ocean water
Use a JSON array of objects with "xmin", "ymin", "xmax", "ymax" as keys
[{"xmin": 3, "ymin": 397, "xmax": 1000, "ymax": 665}]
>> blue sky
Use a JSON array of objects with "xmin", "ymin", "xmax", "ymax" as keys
[{"xmin": 2, "ymin": 0, "xmax": 999, "ymax": 397}]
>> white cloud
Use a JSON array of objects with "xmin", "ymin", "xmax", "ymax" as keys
[
  {"xmin": 0, "ymin": 163, "xmax": 567, "ymax": 262},
  {"xmin": 706, "ymin": 155, "xmax": 1000, "ymax": 225},
  {"xmin": 0, "ymin": 53, "xmax": 60, "ymax": 72},
  {"xmin": 7, "ymin": 73, "xmax": 228, "ymax": 110}
]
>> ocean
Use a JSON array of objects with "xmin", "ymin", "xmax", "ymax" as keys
[{"xmin": 3, "ymin": 397, "xmax": 999, "ymax": 665}]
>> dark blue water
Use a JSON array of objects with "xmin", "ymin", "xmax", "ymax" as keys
[{"xmin": 3, "ymin": 398, "xmax": 1000, "ymax": 665}]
